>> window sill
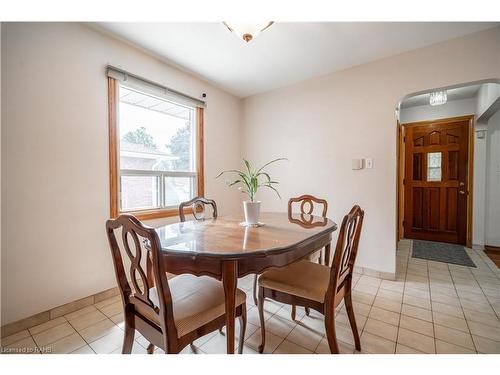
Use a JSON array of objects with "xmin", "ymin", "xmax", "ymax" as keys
[{"xmin": 121, "ymin": 208, "xmax": 182, "ymax": 221}]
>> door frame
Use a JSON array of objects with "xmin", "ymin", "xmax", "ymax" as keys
[{"xmin": 396, "ymin": 115, "xmax": 475, "ymax": 248}]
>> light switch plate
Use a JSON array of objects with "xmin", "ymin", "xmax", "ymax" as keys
[
  {"xmin": 365, "ymin": 158, "xmax": 373, "ymax": 169},
  {"xmin": 352, "ymin": 159, "xmax": 363, "ymax": 170}
]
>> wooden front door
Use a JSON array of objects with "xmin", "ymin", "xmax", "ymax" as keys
[{"xmin": 403, "ymin": 117, "xmax": 471, "ymax": 245}]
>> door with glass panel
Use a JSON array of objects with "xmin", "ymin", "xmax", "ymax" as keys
[{"xmin": 403, "ymin": 118, "xmax": 470, "ymax": 245}]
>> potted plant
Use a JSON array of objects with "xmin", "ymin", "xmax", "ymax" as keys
[{"xmin": 216, "ymin": 158, "xmax": 286, "ymax": 226}]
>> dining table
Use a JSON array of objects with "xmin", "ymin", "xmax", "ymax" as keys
[{"xmin": 154, "ymin": 211, "xmax": 338, "ymax": 354}]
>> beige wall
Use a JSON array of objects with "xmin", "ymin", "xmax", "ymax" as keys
[
  {"xmin": 1, "ymin": 23, "xmax": 242, "ymax": 325},
  {"xmin": 241, "ymin": 27, "xmax": 500, "ymax": 275}
]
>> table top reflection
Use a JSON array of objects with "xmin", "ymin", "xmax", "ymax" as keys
[{"xmin": 155, "ymin": 212, "xmax": 337, "ymax": 258}]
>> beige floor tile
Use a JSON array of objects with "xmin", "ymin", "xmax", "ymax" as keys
[
  {"xmin": 403, "ymin": 294, "xmax": 431, "ymax": 310},
  {"xmin": 463, "ymin": 309, "xmax": 500, "ymax": 328},
  {"xmin": 32, "ymin": 322, "xmax": 76, "ymax": 347},
  {"xmin": 64, "ymin": 305, "xmax": 98, "ymax": 321},
  {"xmin": 380, "ymin": 280, "xmax": 405, "ymax": 294},
  {"xmin": 402, "ymin": 304, "xmax": 433, "ymax": 322},
  {"xmin": 432, "ymin": 312, "xmax": 469, "ymax": 333},
  {"xmin": 335, "ymin": 311, "xmax": 367, "ymax": 333},
  {"xmin": 109, "ymin": 313, "xmax": 124, "ymax": 328},
  {"xmin": 192, "ymin": 331, "xmax": 218, "ymax": 347},
  {"xmin": 363, "ymin": 318, "xmax": 398, "ymax": 341},
  {"xmin": 434, "ymin": 324, "xmax": 474, "ymax": 350},
  {"xmin": 1, "ymin": 330, "xmax": 31, "ymax": 347},
  {"xmin": 274, "ymin": 304, "xmax": 306, "ymax": 321},
  {"xmin": 395, "ymin": 343, "xmax": 424, "ymax": 354},
  {"xmin": 315, "ymin": 337, "xmax": 356, "ymax": 354},
  {"xmin": 373, "ymin": 296, "xmax": 402, "ymax": 313},
  {"xmin": 246, "ymin": 306, "xmax": 272, "ymax": 327},
  {"xmin": 29, "ymin": 317, "xmax": 67, "ymax": 335},
  {"xmin": 94, "ymin": 295, "xmax": 121, "ymax": 310},
  {"xmin": 397, "ymin": 328, "xmax": 435, "ymax": 353},
  {"xmin": 78, "ymin": 319, "xmax": 121, "ymax": 343},
  {"xmin": 286, "ymin": 323, "xmax": 323, "ymax": 351},
  {"xmin": 47, "ymin": 333, "xmax": 87, "ymax": 354},
  {"xmin": 273, "ymin": 339, "xmax": 312, "ymax": 354},
  {"xmin": 245, "ymin": 329, "xmax": 283, "ymax": 354},
  {"xmin": 377, "ymin": 289, "xmax": 403, "ymax": 302},
  {"xmin": 68, "ymin": 310, "xmax": 108, "ymax": 331},
  {"xmin": 70, "ymin": 345, "xmax": 95, "ymax": 354},
  {"xmin": 430, "ymin": 292, "xmax": 461, "ymax": 306},
  {"xmin": 399, "ymin": 315, "xmax": 434, "ymax": 337},
  {"xmin": 472, "ymin": 335, "xmax": 500, "ymax": 354},
  {"xmin": 3, "ymin": 336, "xmax": 39, "ymax": 354},
  {"xmin": 431, "ymin": 301, "xmax": 464, "ymax": 318},
  {"xmin": 404, "ymin": 287, "xmax": 431, "ymax": 299},
  {"xmin": 300, "ymin": 313, "xmax": 327, "ymax": 335},
  {"xmin": 89, "ymin": 329, "xmax": 124, "ymax": 354},
  {"xmin": 97, "ymin": 301, "xmax": 123, "ymax": 318},
  {"xmin": 435, "ymin": 340, "xmax": 476, "ymax": 354},
  {"xmin": 352, "ymin": 290, "xmax": 376, "ymax": 305},
  {"xmin": 199, "ymin": 331, "xmax": 239, "ymax": 354},
  {"xmin": 368, "ymin": 306, "xmax": 400, "ymax": 326},
  {"xmin": 351, "ymin": 301, "xmax": 372, "ymax": 317},
  {"xmin": 360, "ymin": 331, "xmax": 395, "ymax": 354},
  {"xmin": 467, "ymin": 320, "xmax": 500, "ymax": 342}
]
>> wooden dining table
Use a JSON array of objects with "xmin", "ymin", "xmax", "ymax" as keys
[{"xmin": 154, "ymin": 212, "xmax": 337, "ymax": 354}]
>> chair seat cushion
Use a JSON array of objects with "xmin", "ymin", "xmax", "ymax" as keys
[
  {"xmin": 258, "ymin": 260, "xmax": 331, "ymax": 302},
  {"xmin": 148, "ymin": 274, "xmax": 246, "ymax": 338}
]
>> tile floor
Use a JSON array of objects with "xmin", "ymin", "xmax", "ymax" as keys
[{"xmin": 2, "ymin": 240, "xmax": 500, "ymax": 354}]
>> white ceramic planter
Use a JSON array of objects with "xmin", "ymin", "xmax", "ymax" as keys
[{"xmin": 243, "ymin": 201, "xmax": 261, "ymax": 225}]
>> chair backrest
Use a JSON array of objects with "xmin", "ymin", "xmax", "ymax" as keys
[
  {"xmin": 326, "ymin": 205, "xmax": 364, "ymax": 303},
  {"xmin": 288, "ymin": 194, "xmax": 328, "ymax": 218},
  {"xmin": 105, "ymin": 215, "xmax": 177, "ymax": 339},
  {"xmin": 179, "ymin": 196, "xmax": 218, "ymax": 222}
]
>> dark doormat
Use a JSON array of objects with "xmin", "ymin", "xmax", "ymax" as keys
[{"xmin": 412, "ymin": 240, "xmax": 476, "ymax": 267}]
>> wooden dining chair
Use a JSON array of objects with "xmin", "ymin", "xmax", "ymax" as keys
[
  {"xmin": 252, "ymin": 194, "xmax": 328, "ymax": 313},
  {"xmin": 256, "ymin": 205, "xmax": 364, "ymax": 354},
  {"xmin": 179, "ymin": 196, "xmax": 218, "ymax": 222},
  {"xmin": 106, "ymin": 214, "xmax": 247, "ymax": 354}
]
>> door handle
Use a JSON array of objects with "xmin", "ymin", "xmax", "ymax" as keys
[
  {"xmin": 459, "ymin": 182, "xmax": 465, "ymax": 187},
  {"xmin": 459, "ymin": 190, "xmax": 468, "ymax": 195}
]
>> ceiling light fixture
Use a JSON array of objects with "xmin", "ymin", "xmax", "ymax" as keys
[
  {"xmin": 223, "ymin": 22, "xmax": 274, "ymax": 42},
  {"xmin": 429, "ymin": 91, "xmax": 447, "ymax": 106}
]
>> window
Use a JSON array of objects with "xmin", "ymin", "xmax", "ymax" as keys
[
  {"xmin": 108, "ymin": 68, "xmax": 204, "ymax": 220},
  {"xmin": 427, "ymin": 152, "xmax": 442, "ymax": 182}
]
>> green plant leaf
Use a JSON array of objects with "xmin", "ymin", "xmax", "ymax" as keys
[{"xmin": 256, "ymin": 157, "xmax": 288, "ymax": 174}]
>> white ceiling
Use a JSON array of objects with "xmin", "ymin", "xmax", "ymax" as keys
[
  {"xmin": 95, "ymin": 22, "xmax": 498, "ymax": 98},
  {"xmin": 400, "ymin": 84, "xmax": 482, "ymax": 108}
]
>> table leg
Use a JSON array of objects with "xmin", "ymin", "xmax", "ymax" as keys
[
  {"xmin": 324, "ymin": 243, "xmax": 331, "ymax": 267},
  {"xmin": 222, "ymin": 260, "xmax": 238, "ymax": 354}
]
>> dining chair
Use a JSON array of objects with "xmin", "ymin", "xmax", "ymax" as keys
[
  {"xmin": 179, "ymin": 196, "xmax": 218, "ymax": 222},
  {"xmin": 106, "ymin": 214, "xmax": 247, "ymax": 354},
  {"xmin": 256, "ymin": 205, "xmax": 364, "ymax": 354},
  {"xmin": 252, "ymin": 194, "xmax": 329, "ymax": 314}
]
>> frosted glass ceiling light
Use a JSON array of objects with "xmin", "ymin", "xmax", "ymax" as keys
[
  {"xmin": 429, "ymin": 91, "xmax": 447, "ymax": 106},
  {"xmin": 223, "ymin": 22, "xmax": 274, "ymax": 42}
]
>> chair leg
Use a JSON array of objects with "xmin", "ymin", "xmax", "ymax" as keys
[
  {"xmin": 147, "ymin": 343, "xmax": 155, "ymax": 354},
  {"xmin": 291, "ymin": 305, "xmax": 296, "ymax": 321},
  {"xmin": 305, "ymin": 307, "xmax": 310, "ymax": 316},
  {"xmin": 122, "ymin": 310, "xmax": 135, "ymax": 354},
  {"xmin": 345, "ymin": 292, "xmax": 361, "ymax": 351},
  {"xmin": 238, "ymin": 304, "xmax": 247, "ymax": 354},
  {"xmin": 257, "ymin": 287, "xmax": 266, "ymax": 353},
  {"xmin": 324, "ymin": 310, "xmax": 339, "ymax": 354},
  {"xmin": 253, "ymin": 274, "xmax": 258, "ymax": 306},
  {"xmin": 219, "ymin": 327, "xmax": 224, "ymax": 334}
]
